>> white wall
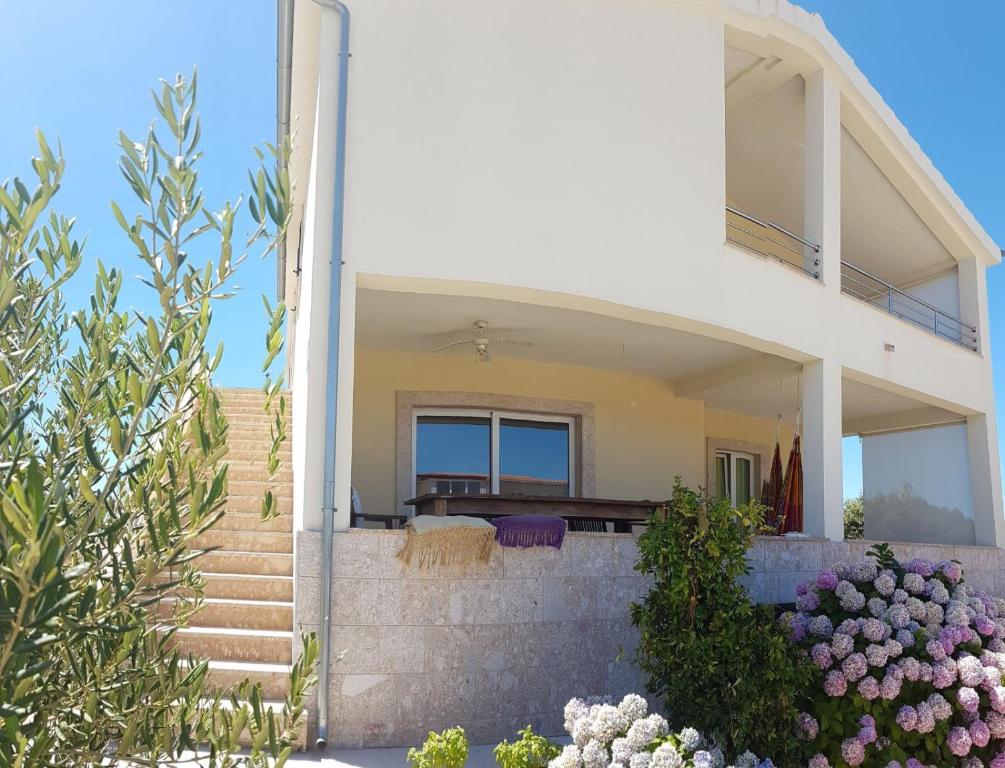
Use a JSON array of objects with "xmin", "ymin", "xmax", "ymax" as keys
[{"xmin": 862, "ymin": 423, "xmax": 975, "ymax": 545}]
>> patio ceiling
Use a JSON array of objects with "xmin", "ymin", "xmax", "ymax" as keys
[
  {"xmin": 355, "ymin": 289, "xmax": 962, "ymax": 432},
  {"xmin": 355, "ymin": 288, "xmax": 768, "ymax": 382}
]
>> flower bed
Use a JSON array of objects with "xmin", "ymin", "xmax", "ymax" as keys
[
  {"xmin": 551, "ymin": 694, "xmax": 774, "ymax": 768},
  {"xmin": 788, "ymin": 544, "xmax": 1005, "ymax": 767}
]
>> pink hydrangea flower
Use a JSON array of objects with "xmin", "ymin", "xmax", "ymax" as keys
[
  {"xmin": 841, "ymin": 738, "xmax": 865, "ymax": 766},
  {"xmin": 948, "ymin": 725, "xmax": 972, "ymax": 757}
]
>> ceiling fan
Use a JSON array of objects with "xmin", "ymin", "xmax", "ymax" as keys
[{"xmin": 429, "ymin": 320, "xmax": 533, "ymax": 363}]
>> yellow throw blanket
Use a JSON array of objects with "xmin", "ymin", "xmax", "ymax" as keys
[{"xmin": 396, "ymin": 514, "xmax": 496, "ymax": 568}]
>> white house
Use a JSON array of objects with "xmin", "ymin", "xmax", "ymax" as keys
[{"xmin": 197, "ymin": 0, "xmax": 1005, "ymax": 749}]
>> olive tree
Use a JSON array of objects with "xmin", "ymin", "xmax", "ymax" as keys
[{"xmin": 0, "ymin": 72, "xmax": 316, "ymax": 767}]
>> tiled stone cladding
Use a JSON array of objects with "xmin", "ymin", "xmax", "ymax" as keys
[
  {"xmin": 293, "ymin": 529, "xmax": 1004, "ymax": 748},
  {"xmin": 293, "ymin": 528, "xmax": 648, "ymax": 748},
  {"xmin": 740, "ymin": 536, "xmax": 1003, "ymax": 604}
]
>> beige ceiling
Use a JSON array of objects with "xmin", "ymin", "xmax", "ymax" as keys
[
  {"xmin": 356, "ymin": 288, "xmax": 764, "ymax": 381},
  {"xmin": 356, "ymin": 289, "xmax": 960, "ymax": 429},
  {"xmin": 724, "ymin": 46, "xmax": 957, "ymax": 288}
]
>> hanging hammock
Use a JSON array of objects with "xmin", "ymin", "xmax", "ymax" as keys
[
  {"xmin": 761, "ymin": 440, "xmax": 784, "ymax": 528},
  {"xmin": 777, "ymin": 434, "xmax": 804, "ymax": 534}
]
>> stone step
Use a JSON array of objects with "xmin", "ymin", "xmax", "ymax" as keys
[
  {"xmin": 200, "ymin": 573, "xmax": 295, "ymax": 602},
  {"xmin": 199, "ymin": 695, "xmax": 306, "ymax": 748},
  {"xmin": 196, "ymin": 550, "xmax": 294, "ymax": 577},
  {"xmin": 228, "ymin": 480, "xmax": 293, "ymax": 497},
  {"xmin": 200, "ymin": 659, "xmax": 293, "ymax": 700},
  {"xmin": 224, "ymin": 494, "xmax": 291, "ymax": 515},
  {"xmin": 226, "ymin": 465, "xmax": 293, "ymax": 484},
  {"xmin": 171, "ymin": 626, "xmax": 293, "ymax": 663},
  {"xmin": 160, "ymin": 598, "xmax": 293, "ymax": 631},
  {"xmin": 215, "ymin": 512, "xmax": 292, "ymax": 533},
  {"xmin": 193, "ymin": 530, "xmax": 293, "ymax": 554}
]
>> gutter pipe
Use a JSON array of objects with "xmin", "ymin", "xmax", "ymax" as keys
[
  {"xmin": 309, "ymin": 0, "xmax": 351, "ymax": 750},
  {"xmin": 276, "ymin": 0, "xmax": 295, "ymax": 300}
]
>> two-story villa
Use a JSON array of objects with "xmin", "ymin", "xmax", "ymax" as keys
[{"xmin": 185, "ymin": 0, "xmax": 1005, "ymax": 751}]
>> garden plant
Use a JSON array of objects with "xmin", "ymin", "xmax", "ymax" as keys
[
  {"xmin": 789, "ymin": 543, "xmax": 1005, "ymax": 767},
  {"xmin": 631, "ymin": 480, "xmax": 814, "ymax": 763},
  {"xmin": 0, "ymin": 72, "xmax": 315, "ymax": 766}
]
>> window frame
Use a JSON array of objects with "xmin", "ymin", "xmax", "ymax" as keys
[
  {"xmin": 715, "ymin": 449, "xmax": 755, "ymax": 507},
  {"xmin": 412, "ymin": 407, "xmax": 576, "ymax": 499}
]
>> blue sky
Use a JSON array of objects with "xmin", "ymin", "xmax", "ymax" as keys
[{"xmin": 2, "ymin": 2, "xmax": 1002, "ymax": 500}]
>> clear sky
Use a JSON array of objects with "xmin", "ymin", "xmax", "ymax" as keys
[{"xmin": 2, "ymin": 1, "xmax": 1003, "ymax": 502}]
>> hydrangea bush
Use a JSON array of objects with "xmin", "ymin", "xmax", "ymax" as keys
[
  {"xmin": 549, "ymin": 694, "xmax": 775, "ymax": 768},
  {"xmin": 788, "ymin": 543, "xmax": 1005, "ymax": 767}
]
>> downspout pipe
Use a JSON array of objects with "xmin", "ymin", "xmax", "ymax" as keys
[
  {"xmin": 276, "ymin": 0, "xmax": 295, "ymax": 300},
  {"xmin": 311, "ymin": 0, "xmax": 351, "ymax": 750}
]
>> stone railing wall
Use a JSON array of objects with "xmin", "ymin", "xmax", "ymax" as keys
[
  {"xmin": 293, "ymin": 529, "xmax": 648, "ymax": 749},
  {"xmin": 293, "ymin": 530, "xmax": 1004, "ymax": 749}
]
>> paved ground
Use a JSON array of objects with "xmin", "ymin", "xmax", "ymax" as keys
[{"xmin": 286, "ymin": 744, "xmax": 501, "ymax": 768}]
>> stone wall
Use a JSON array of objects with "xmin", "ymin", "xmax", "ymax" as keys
[
  {"xmin": 293, "ymin": 530, "xmax": 1005, "ymax": 749},
  {"xmin": 742, "ymin": 536, "xmax": 1002, "ymax": 604},
  {"xmin": 294, "ymin": 529, "xmax": 648, "ymax": 749}
]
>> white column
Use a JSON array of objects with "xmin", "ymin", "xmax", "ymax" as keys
[
  {"xmin": 291, "ymin": 8, "xmax": 355, "ymax": 533},
  {"xmin": 803, "ymin": 68, "xmax": 841, "ymax": 282},
  {"xmin": 958, "ymin": 255, "xmax": 1004, "ymax": 546},
  {"xmin": 968, "ymin": 413, "xmax": 1005, "ymax": 547},
  {"xmin": 802, "ymin": 359, "xmax": 844, "ymax": 540},
  {"xmin": 802, "ymin": 68, "xmax": 844, "ymax": 541}
]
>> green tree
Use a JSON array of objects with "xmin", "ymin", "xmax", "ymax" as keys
[
  {"xmin": 0, "ymin": 73, "xmax": 316, "ymax": 767},
  {"xmin": 844, "ymin": 495, "xmax": 864, "ymax": 539},
  {"xmin": 631, "ymin": 480, "xmax": 814, "ymax": 765}
]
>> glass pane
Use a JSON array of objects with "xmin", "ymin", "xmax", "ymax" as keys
[
  {"xmin": 715, "ymin": 454, "xmax": 729, "ymax": 501},
  {"xmin": 735, "ymin": 457, "xmax": 752, "ymax": 506},
  {"xmin": 499, "ymin": 418, "xmax": 570, "ymax": 496},
  {"xmin": 415, "ymin": 416, "xmax": 490, "ymax": 496}
]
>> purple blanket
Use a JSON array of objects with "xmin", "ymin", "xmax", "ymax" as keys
[{"xmin": 491, "ymin": 514, "xmax": 567, "ymax": 549}]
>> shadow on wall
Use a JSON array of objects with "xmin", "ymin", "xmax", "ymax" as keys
[{"xmin": 864, "ymin": 484, "xmax": 976, "ymax": 546}]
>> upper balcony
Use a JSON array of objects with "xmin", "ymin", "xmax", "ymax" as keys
[{"xmin": 724, "ymin": 38, "xmax": 978, "ymax": 352}]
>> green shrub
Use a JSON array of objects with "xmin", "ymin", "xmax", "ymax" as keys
[
  {"xmin": 407, "ymin": 727, "xmax": 469, "ymax": 768},
  {"xmin": 0, "ymin": 72, "xmax": 315, "ymax": 767},
  {"xmin": 630, "ymin": 479, "xmax": 813, "ymax": 765},
  {"xmin": 844, "ymin": 495, "xmax": 864, "ymax": 539},
  {"xmin": 493, "ymin": 726, "xmax": 561, "ymax": 768}
]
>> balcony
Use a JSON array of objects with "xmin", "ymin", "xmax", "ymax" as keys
[
  {"xmin": 726, "ymin": 206, "xmax": 978, "ymax": 351},
  {"xmin": 726, "ymin": 206, "xmax": 820, "ymax": 279},
  {"xmin": 840, "ymin": 262, "xmax": 977, "ymax": 351}
]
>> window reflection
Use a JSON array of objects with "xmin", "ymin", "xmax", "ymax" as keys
[
  {"xmin": 499, "ymin": 418, "xmax": 569, "ymax": 496},
  {"xmin": 415, "ymin": 416, "xmax": 490, "ymax": 496}
]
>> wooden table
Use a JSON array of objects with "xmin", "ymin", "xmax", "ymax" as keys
[{"xmin": 403, "ymin": 494, "xmax": 661, "ymax": 532}]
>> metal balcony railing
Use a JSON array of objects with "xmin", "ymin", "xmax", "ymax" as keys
[
  {"xmin": 840, "ymin": 261, "xmax": 978, "ymax": 351},
  {"xmin": 726, "ymin": 205, "xmax": 820, "ymax": 279}
]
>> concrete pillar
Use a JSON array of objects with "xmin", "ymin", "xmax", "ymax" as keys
[
  {"xmin": 802, "ymin": 358, "xmax": 845, "ymax": 540},
  {"xmin": 967, "ymin": 413, "xmax": 1005, "ymax": 547},
  {"xmin": 291, "ymin": 8, "xmax": 356, "ymax": 533},
  {"xmin": 959, "ymin": 256, "xmax": 1004, "ymax": 546},
  {"xmin": 802, "ymin": 68, "xmax": 844, "ymax": 541},
  {"xmin": 804, "ymin": 68, "xmax": 841, "ymax": 283}
]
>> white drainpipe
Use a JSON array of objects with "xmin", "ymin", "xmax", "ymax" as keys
[{"xmin": 309, "ymin": 0, "xmax": 351, "ymax": 749}]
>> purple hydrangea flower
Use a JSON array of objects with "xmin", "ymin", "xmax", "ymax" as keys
[
  {"xmin": 857, "ymin": 676, "xmax": 880, "ymax": 700},
  {"xmin": 840, "ymin": 737, "xmax": 865, "ymax": 767},
  {"xmin": 896, "ymin": 706, "xmax": 917, "ymax": 731},
  {"xmin": 811, "ymin": 643, "xmax": 833, "ymax": 670},
  {"xmin": 824, "ymin": 670, "xmax": 847, "ymax": 697},
  {"xmin": 959, "ymin": 686, "xmax": 981, "ymax": 713},
  {"xmin": 842, "ymin": 653, "xmax": 868, "ymax": 682},
  {"xmin": 799, "ymin": 712, "xmax": 819, "ymax": 740},
  {"xmin": 948, "ymin": 725, "xmax": 972, "ymax": 757},
  {"xmin": 970, "ymin": 718, "xmax": 991, "ymax": 748},
  {"xmin": 816, "ymin": 570, "xmax": 839, "ymax": 591}
]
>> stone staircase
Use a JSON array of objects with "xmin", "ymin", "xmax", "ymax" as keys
[{"xmin": 164, "ymin": 387, "xmax": 297, "ymax": 727}]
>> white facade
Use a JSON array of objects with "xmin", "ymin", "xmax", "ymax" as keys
[{"xmin": 283, "ymin": 0, "xmax": 1003, "ymax": 546}]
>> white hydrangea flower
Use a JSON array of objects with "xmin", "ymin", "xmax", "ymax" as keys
[
  {"xmin": 650, "ymin": 743, "xmax": 684, "ymax": 768},
  {"xmin": 617, "ymin": 694, "xmax": 649, "ymax": 723},
  {"xmin": 625, "ymin": 714, "xmax": 669, "ymax": 750},
  {"xmin": 629, "ymin": 753, "xmax": 652, "ymax": 768},
  {"xmin": 565, "ymin": 698, "xmax": 590, "ymax": 732},
  {"xmin": 590, "ymin": 705, "xmax": 629, "ymax": 743},
  {"xmin": 732, "ymin": 751, "xmax": 759, "ymax": 768},
  {"xmin": 610, "ymin": 738, "xmax": 632, "ymax": 765},
  {"xmin": 550, "ymin": 745, "xmax": 584, "ymax": 768},
  {"xmin": 582, "ymin": 740, "xmax": 610, "ymax": 768}
]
